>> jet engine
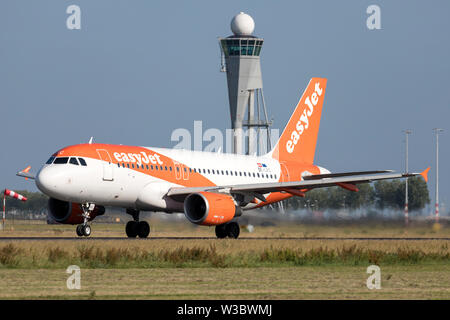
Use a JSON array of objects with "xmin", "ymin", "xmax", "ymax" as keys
[
  {"xmin": 183, "ymin": 192, "xmax": 241, "ymax": 226},
  {"xmin": 48, "ymin": 198, "xmax": 105, "ymax": 224}
]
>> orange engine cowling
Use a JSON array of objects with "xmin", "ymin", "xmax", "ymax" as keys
[
  {"xmin": 48, "ymin": 198, "xmax": 105, "ymax": 225},
  {"xmin": 183, "ymin": 192, "xmax": 241, "ymax": 226}
]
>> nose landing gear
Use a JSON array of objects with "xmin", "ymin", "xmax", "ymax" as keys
[
  {"xmin": 125, "ymin": 209, "xmax": 150, "ymax": 238},
  {"xmin": 76, "ymin": 203, "xmax": 95, "ymax": 237}
]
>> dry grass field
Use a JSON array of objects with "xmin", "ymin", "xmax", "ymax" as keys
[
  {"xmin": 1, "ymin": 265, "xmax": 449, "ymax": 299},
  {"xmin": 0, "ymin": 218, "xmax": 449, "ymax": 299}
]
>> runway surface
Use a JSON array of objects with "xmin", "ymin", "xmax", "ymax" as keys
[{"xmin": 0, "ymin": 236, "xmax": 449, "ymax": 241}]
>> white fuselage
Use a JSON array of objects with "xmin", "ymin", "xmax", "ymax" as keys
[{"xmin": 36, "ymin": 145, "xmax": 317, "ymax": 213}]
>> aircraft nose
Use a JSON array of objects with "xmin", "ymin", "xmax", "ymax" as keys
[{"xmin": 36, "ymin": 166, "xmax": 62, "ymax": 196}]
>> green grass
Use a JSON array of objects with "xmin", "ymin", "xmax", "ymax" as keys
[{"xmin": 1, "ymin": 242, "xmax": 449, "ymax": 269}]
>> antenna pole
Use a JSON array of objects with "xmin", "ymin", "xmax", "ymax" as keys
[
  {"xmin": 404, "ymin": 129, "xmax": 411, "ymax": 226},
  {"xmin": 433, "ymin": 128, "xmax": 444, "ymax": 223}
]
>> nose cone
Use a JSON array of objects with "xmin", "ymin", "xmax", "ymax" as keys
[{"xmin": 36, "ymin": 166, "xmax": 66, "ymax": 198}]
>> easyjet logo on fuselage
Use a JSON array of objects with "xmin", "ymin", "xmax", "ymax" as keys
[
  {"xmin": 286, "ymin": 82, "xmax": 323, "ymax": 154},
  {"xmin": 113, "ymin": 152, "xmax": 163, "ymax": 166}
]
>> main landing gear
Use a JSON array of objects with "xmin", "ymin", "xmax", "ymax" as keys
[
  {"xmin": 125, "ymin": 209, "xmax": 150, "ymax": 238},
  {"xmin": 215, "ymin": 221, "xmax": 240, "ymax": 239},
  {"xmin": 76, "ymin": 203, "xmax": 94, "ymax": 237}
]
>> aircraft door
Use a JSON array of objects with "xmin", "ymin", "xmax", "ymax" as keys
[
  {"xmin": 96, "ymin": 149, "xmax": 114, "ymax": 181},
  {"xmin": 182, "ymin": 165, "xmax": 189, "ymax": 180},
  {"xmin": 173, "ymin": 161, "xmax": 182, "ymax": 180},
  {"xmin": 280, "ymin": 162, "xmax": 290, "ymax": 182}
]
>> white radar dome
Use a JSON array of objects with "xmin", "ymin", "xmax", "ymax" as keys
[{"xmin": 230, "ymin": 12, "xmax": 255, "ymax": 36}]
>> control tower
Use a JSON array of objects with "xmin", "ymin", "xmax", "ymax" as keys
[{"xmin": 219, "ymin": 12, "xmax": 271, "ymax": 155}]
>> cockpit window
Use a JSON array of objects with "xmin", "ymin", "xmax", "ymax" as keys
[
  {"xmin": 53, "ymin": 157, "xmax": 69, "ymax": 164},
  {"xmin": 46, "ymin": 156, "xmax": 55, "ymax": 164},
  {"xmin": 69, "ymin": 157, "xmax": 79, "ymax": 165},
  {"xmin": 78, "ymin": 158, "xmax": 87, "ymax": 166}
]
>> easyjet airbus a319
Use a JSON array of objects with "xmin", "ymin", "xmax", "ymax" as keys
[{"xmin": 17, "ymin": 78, "xmax": 429, "ymax": 238}]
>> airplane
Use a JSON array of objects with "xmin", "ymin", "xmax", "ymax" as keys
[{"xmin": 16, "ymin": 78, "xmax": 429, "ymax": 238}]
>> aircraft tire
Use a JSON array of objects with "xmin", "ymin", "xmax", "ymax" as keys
[
  {"xmin": 215, "ymin": 224, "xmax": 227, "ymax": 239},
  {"xmin": 225, "ymin": 222, "xmax": 240, "ymax": 239},
  {"xmin": 126, "ymin": 221, "xmax": 138, "ymax": 238},
  {"xmin": 137, "ymin": 221, "xmax": 150, "ymax": 238},
  {"xmin": 82, "ymin": 224, "xmax": 91, "ymax": 237},
  {"xmin": 76, "ymin": 225, "xmax": 83, "ymax": 237}
]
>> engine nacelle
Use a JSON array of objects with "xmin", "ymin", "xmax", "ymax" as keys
[
  {"xmin": 184, "ymin": 192, "xmax": 241, "ymax": 226},
  {"xmin": 48, "ymin": 198, "xmax": 105, "ymax": 225}
]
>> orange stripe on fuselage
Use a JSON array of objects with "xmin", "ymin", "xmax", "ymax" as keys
[{"xmin": 54, "ymin": 143, "xmax": 216, "ymax": 188}]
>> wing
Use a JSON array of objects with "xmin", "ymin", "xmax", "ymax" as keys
[{"xmin": 167, "ymin": 168, "xmax": 430, "ymax": 201}]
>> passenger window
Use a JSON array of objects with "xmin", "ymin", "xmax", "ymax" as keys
[
  {"xmin": 160, "ymin": 166, "xmax": 163, "ymax": 170},
  {"xmin": 54, "ymin": 157, "xmax": 69, "ymax": 164},
  {"xmin": 207, "ymin": 169, "xmax": 210, "ymax": 174},
  {"xmin": 132, "ymin": 164, "xmax": 135, "ymax": 168},
  {"xmin": 165, "ymin": 166, "xmax": 168, "ymax": 171},
  {"xmin": 170, "ymin": 167, "xmax": 173, "ymax": 171},
  {"xmin": 226, "ymin": 171, "xmax": 229, "ymax": 175},
  {"xmin": 230, "ymin": 171, "xmax": 233, "ymax": 176},
  {"xmin": 46, "ymin": 156, "xmax": 55, "ymax": 164},
  {"xmin": 69, "ymin": 157, "xmax": 79, "ymax": 165},
  {"xmin": 156, "ymin": 166, "xmax": 159, "ymax": 170},
  {"xmin": 185, "ymin": 167, "xmax": 187, "ymax": 172},
  {"xmin": 146, "ymin": 165, "xmax": 149, "ymax": 170},
  {"xmin": 221, "ymin": 170, "xmax": 224, "ymax": 175},
  {"xmin": 189, "ymin": 168, "xmax": 192, "ymax": 173},
  {"xmin": 127, "ymin": 164, "xmax": 130, "ymax": 168}
]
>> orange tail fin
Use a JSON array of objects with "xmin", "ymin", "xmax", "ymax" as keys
[{"xmin": 269, "ymin": 78, "xmax": 327, "ymax": 164}]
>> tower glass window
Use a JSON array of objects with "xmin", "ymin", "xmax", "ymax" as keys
[{"xmin": 221, "ymin": 38, "xmax": 263, "ymax": 57}]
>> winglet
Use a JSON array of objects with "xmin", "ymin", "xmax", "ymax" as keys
[
  {"xmin": 17, "ymin": 166, "xmax": 35, "ymax": 180},
  {"xmin": 420, "ymin": 167, "xmax": 430, "ymax": 183},
  {"xmin": 22, "ymin": 166, "xmax": 31, "ymax": 181}
]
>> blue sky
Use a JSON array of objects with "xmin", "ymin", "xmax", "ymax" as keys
[{"xmin": 1, "ymin": 1, "xmax": 448, "ymax": 214}]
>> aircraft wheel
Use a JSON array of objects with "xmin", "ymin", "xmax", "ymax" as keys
[
  {"xmin": 82, "ymin": 224, "xmax": 91, "ymax": 237},
  {"xmin": 215, "ymin": 224, "xmax": 227, "ymax": 239},
  {"xmin": 137, "ymin": 221, "xmax": 150, "ymax": 238},
  {"xmin": 126, "ymin": 221, "xmax": 138, "ymax": 238},
  {"xmin": 225, "ymin": 222, "xmax": 240, "ymax": 239},
  {"xmin": 76, "ymin": 225, "xmax": 83, "ymax": 237}
]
